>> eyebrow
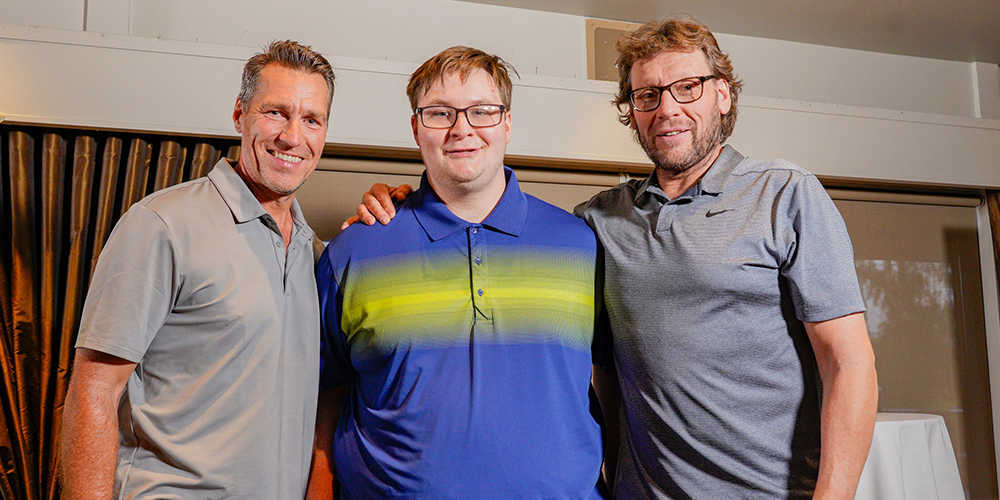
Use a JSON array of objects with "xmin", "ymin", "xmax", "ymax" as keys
[
  {"xmin": 422, "ymin": 99, "xmax": 498, "ymax": 107},
  {"xmin": 260, "ymin": 101, "xmax": 328, "ymax": 121}
]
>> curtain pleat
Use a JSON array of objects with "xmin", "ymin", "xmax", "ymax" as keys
[
  {"xmin": 38, "ymin": 134, "xmax": 67, "ymax": 497},
  {"xmin": 8, "ymin": 131, "xmax": 41, "ymax": 500},
  {"xmin": 120, "ymin": 139, "xmax": 150, "ymax": 217},
  {"xmin": 189, "ymin": 143, "xmax": 219, "ymax": 181},
  {"xmin": 0, "ymin": 129, "xmax": 24, "ymax": 500},
  {"xmin": 153, "ymin": 141, "xmax": 184, "ymax": 192},
  {"xmin": 89, "ymin": 137, "xmax": 122, "ymax": 282},
  {"xmin": 0, "ymin": 125, "xmax": 237, "ymax": 499}
]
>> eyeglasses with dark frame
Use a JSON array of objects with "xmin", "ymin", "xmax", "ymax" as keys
[
  {"xmin": 628, "ymin": 75, "xmax": 719, "ymax": 112},
  {"xmin": 415, "ymin": 104, "xmax": 507, "ymax": 129}
]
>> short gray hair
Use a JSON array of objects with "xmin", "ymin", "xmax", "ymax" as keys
[{"xmin": 238, "ymin": 40, "xmax": 336, "ymax": 112}]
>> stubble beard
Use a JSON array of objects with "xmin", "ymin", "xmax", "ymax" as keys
[
  {"xmin": 242, "ymin": 148, "xmax": 310, "ymax": 199},
  {"xmin": 640, "ymin": 111, "xmax": 723, "ymax": 176}
]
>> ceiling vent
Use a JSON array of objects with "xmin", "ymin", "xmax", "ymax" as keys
[{"xmin": 586, "ymin": 19, "xmax": 642, "ymax": 82}]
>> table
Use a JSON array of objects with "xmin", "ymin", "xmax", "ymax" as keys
[{"xmin": 855, "ymin": 412, "xmax": 965, "ymax": 499}]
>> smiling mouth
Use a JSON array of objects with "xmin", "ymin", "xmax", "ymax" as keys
[
  {"xmin": 446, "ymin": 148, "xmax": 479, "ymax": 156},
  {"xmin": 269, "ymin": 150, "xmax": 303, "ymax": 164},
  {"xmin": 659, "ymin": 130, "xmax": 686, "ymax": 137}
]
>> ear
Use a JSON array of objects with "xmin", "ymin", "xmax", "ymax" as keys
[
  {"xmin": 233, "ymin": 99, "xmax": 244, "ymax": 133},
  {"xmin": 503, "ymin": 110, "xmax": 512, "ymax": 144},
  {"xmin": 411, "ymin": 114, "xmax": 420, "ymax": 146},
  {"xmin": 629, "ymin": 108, "xmax": 638, "ymax": 130},
  {"xmin": 716, "ymin": 79, "xmax": 732, "ymax": 115}
]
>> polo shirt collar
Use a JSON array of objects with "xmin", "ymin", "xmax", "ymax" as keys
[
  {"xmin": 207, "ymin": 158, "xmax": 311, "ymax": 236},
  {"xmin": 634, "ymin": 144, "xmax": 745, "ymax": 202},
  {"xmin": 698, "ymin": 144, "xmax": 744, "ymax": 195},
  {"xmin": 412, "ymin": 166, "xmax": 527, "ymax": 241}
]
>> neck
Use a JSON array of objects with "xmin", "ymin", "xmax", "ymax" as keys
[
  {"xmin": 655, "ymin": 144, "xmax": 724, "ymax": 199},
  {"xmin": 235, "ymin": 166, "xmax": 296, "ymax": 247},
  {"xmin": 429, "ymin": 171, "xmax": 507, "ymax": 224}
]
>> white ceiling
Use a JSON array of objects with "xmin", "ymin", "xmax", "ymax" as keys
[{"xmin": 460, "ymin": 0, "xmax": 1000, "ymax": 64}]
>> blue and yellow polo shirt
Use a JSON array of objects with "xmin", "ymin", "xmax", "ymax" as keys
[{"xmin": 317, "ymin": 167, "xmax": 605, "ymax": 499}]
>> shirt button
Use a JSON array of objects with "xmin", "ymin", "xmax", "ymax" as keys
[
  {"xmin": 477, "ymin": 288, "xmax": 484, "ymax": 296},
  {"xmin": 275, "ymin": 241, "xmax": 281, "ymax": 247},
  {"xmin": 472, "ymin": 228, "xmax": 479, "ymax": 234},
  {"xmin": 475, "ymin": 257, "xmax": 482, "ymax": 265}
]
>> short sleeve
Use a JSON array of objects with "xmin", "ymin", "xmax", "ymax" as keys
[
  {"xmin": 591, "ymin": 239, "xmax": 614, "ymax": 371},
  {"xmin": 75, "ymin": 204, "xmax": 177, "ymax": 362},
  {"xmin": 778, "ymin": 174, "xmax": 866, "ymax": 323},
  {"xmin": 316, "ymin": 247, "xmax": 355, "ymax": 390}
]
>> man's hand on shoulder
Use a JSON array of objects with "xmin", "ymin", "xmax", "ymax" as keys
[{"xmin": 341, "ymin": 183, "xmax": 415, "ymax": 230}]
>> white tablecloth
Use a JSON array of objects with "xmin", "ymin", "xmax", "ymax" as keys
[{"xmin": 855, "ymin": 412, "xmax": 965, "ymax": 500}]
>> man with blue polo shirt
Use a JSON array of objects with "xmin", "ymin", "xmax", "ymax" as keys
[
  {"xmin": 306, "ymin": 46, "xmax": 606, "ymax": 499},
  {"xmin": 351, "ymin": 17, "xmax": 879, "ymax": 500}
]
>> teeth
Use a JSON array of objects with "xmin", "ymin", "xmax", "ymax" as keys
[
  {"xmin": 663, "ymin": 131, "xmax": 681, "ymax": 136},
  {"xmin": 272, "ymin": 151, "xmax": 302, "ymax": 163}
]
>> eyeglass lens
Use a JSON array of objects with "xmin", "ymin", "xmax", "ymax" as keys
[
  {"xmin": 631, "ymin": 78, "xmax": 708, "ymax": 111},
  {"xmin": 420, "ymin": 105, "xmax": 504, "ymax": 129}
]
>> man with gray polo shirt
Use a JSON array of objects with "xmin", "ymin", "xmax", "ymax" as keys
[
  {"xmin": 353, "ymin": 17, "xmax": 878, "ymax": 500},
  {"xmin": 59, "ymin": 40, "xmax": 334, "ymax": 499},
  {"xmin": 574, "ymin": 17, "xmax": 878, "ymax": 499}
]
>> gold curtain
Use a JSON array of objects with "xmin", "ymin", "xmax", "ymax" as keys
[
  {"xmin": 0, "ymin": 124, "xmax": 237, "ymax": 500},
  {"xmin": 989, "ymin": 191, "xmax": 1000, "ymax": 323}
]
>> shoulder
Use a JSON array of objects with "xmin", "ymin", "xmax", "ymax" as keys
[
  {"xmin": 523, "ymin": 194, "xmax": 596, "ymax": 248},
  {"xmin": 731, "ymin": 156, "xmax": 818, "ymax": 187},
  {"xmin": 526, "ymin": 194, "xmax": 585, "ymax": 225},
  {"xmin": 319, "ymin": 202, "xmax": 422, "ymax": 270},
  {"xmin": 133, "ymin": 176, "xmax": 222, "ymax": 223},
  {"xmin": 731, "ymin": 157, "xmax": 839, "ymax": 227},
  {"xmin": 573, "ymin": 179, "xmax": 643, "ymax": 220}
]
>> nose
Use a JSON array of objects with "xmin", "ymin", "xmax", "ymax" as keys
[
  {"xmin": 654, "ymin": 91, "xmax": 682, "ymax": 120},
  {"xmin": 278, "ymin": 118, "xmax": 303, "ymax": 147},
  {"xmin": 449, "ymin": 110, "xmax": 474, "ymax": 137}
]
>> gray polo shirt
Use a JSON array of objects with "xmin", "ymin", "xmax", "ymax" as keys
[
  {"xmin": 76, "ymin": 159, "xmax": 320, "ymax": 499},
  {"xmin": 576, "ymin": 145, "xmax": 865, "ymax": 499}
]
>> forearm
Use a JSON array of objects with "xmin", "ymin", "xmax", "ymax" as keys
[
  {"xmin": 59, "ymin": 380, "xmax": 121, "ymax": 498},
  {"xmin": 307, "ymin": 385, "xmax": 350, "ymax": 500},
  {"xmin": 592, "ymin": 366, "xmax": 621, "ymax": 493},
  {"xmin": 813, "ymin": 363, "xmax": 878, "ymax": 498},
  {"xmin": 307, "ymin": 448, "xmax": 336, "ymax": 500}
]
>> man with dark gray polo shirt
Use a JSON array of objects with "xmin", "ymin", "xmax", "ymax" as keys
[
  {"xmin": 353, "ymin": 17, "xmax": 878, "ymax": 500},
  {"xmin": 578, "ymin": 18, "xmax": 878, "ymax": 499},
  {"xmin": 59, "ymin": 41, "xmax": 334, "ymax": 499}
]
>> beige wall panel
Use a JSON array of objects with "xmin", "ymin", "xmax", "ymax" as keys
[
  {"xmin": 0, "ymin": 0, "xmax": 83, "ymax": 30},
  {"xmin": 731, "ymin": 99, "xmax": 1000, "ymax": 188}
]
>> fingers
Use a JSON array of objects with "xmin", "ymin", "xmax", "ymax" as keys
[
  {"xmin": 391, "ymin": 184, "xmax": 414, "ymax": 202},
  {"xmin": 340, "ymin": 215, "xmax": 361, "ymax": 231},
  {"xmin": 357, "ymin": 198, "xmax": 381, "ymax": 225},
  {"xmin": 350, "ymin": 183, "xmax": 416, "ymax": 229},
  {"xmin": 362, "ymin": 193, "xmax": 392, "ymax": 225}
]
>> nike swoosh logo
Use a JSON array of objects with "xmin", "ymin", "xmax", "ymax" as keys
[{"xmin": 705, "ymin": 208, "xmax": 734, "ymax": 217}]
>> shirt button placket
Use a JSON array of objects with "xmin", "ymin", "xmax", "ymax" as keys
[
  {"xmin": 657, "ymin": 204, "xmax": 676, "ymax": 233},
  {"xmin": 469, "ymin": 225, "xmax": 488, "ymax": 311}
]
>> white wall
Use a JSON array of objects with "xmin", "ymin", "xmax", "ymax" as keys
[
  {"xmin": 1, "ymin": 0, "xmax": 999, "ymax": 188},
  {"xmin": 4, "ymin": 0, "xmax": 987, "ymax": 115},
  {"xmin": 718, "ymin": 33, "xmax": 978, "ymax": 117},
  {"xmin": 117, "ymin": 0, "xmax": 588, "ymax": 80},
  {"xmin": 0, "ymin": 0, "xmax": 83, "ymax": 30}
]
